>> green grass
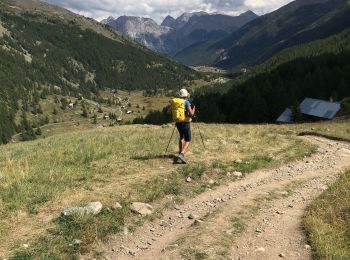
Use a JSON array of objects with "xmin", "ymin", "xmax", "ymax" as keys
[
  {"xmin": 12, "ymin": 207, "xmax": 126, "ymax": 259},
  {"xmin": 282, "ymin": 120, "xmax": 350, "ymax": 141},
  {"xmin": 0, "ymin": 123, "xmax": 324, "ymax": 258},
  {"xmin": 304, "ymin": 170, "xmax": 350, "ymax": 259}
]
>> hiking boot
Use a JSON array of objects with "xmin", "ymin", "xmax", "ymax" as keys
[{"xmin": 178, "ymin": 153, "xmax": 187, "ymax": 164}]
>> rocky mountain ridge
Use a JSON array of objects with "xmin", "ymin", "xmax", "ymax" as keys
[{"xmin": 105, "ymin": 11, "xmax": 258, "ymax": 56}]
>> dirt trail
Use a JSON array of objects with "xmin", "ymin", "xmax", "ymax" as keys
[{"xmin": 89, "ymin": 136, "xmax": 350, "ymax": 260}]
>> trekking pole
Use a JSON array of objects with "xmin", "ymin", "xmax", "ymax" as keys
[
  {"xmin": 165, "ymin": 125, "xmax": 176, "ymax": 154},
  {"xmin": 193, "ymin": 116, "xmax": 206, "ymax": 149}
]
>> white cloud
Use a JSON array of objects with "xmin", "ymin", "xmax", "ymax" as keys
[
  {"xmin": 44, "ymin": 0, "xmax": 294, "ymax": 23},
  {"xmin": 244, "ymin": 0, "xmax": 293, "ymax": 13}
]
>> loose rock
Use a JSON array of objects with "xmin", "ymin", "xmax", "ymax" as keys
[
  {"xmin": 194, "ymin": 219, "xmax": 204, "ymax": 224},
  {"xmin": 188, "ymin": 213, "xmax": 198, "ymax": 220},
  {"xmin": 130, "ymin": 202, "xmax": 153, "ymax": 216},
  {"xmin": 186, "ymin": 177, "xmax": 192, "ymax": 183},
  {"xmin": 234, "ymin": 172, "xmax": 243, "ymax": 177},
  {"xmin": 112, "ymin": 202, "xmax": 122, "ymax": 210},
  {"xmin": 73, "ymin": 239, "xmax": 83, "ymax": 245},
  {"xmin": 220, "ymin": 140, "xmax": 228, "ymax": 145},
  {"xmin": 62, "ymin": 201, "xmax": 103, "ymax": 216}
]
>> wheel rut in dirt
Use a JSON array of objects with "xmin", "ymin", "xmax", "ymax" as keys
[{"xmin": 87, "ymin": 136, "xmax": 350, "ymax": 260}]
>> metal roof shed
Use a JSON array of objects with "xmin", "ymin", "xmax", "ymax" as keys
[
  {"xmin": 300, "ymin": 98, "xmax": 341, "ymax": 119},
  {"xmin": 276, "ymin": 108, "xmax": 293, "ymax": 123}
]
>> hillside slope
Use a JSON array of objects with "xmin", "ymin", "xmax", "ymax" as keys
[
  {"xmin": 2, "ymin": 0, "xmax": 125, "ymax": 42},
  {"xmin": 230, "ymin": 27, "xmax": 350, "ymax": 87},
  {"xmin": 1, "ymin": 121, "xmax": 349, "ymax": 258},
  {"xmin": 0, "ymin": 1, "xmax": 198, "ymax": 144},
  {"xmin": 193, "ymin": 28, "xmax": 350, "ymax": 123},
  {"xmin": 175, "ymin": 0, "xmax": 350, "ymax": 68}
]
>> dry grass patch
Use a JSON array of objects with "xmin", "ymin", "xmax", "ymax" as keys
[
  {"xmin": 280, "ymin": 119, "xmax": 350, "ymax": 141},
  {"xmin": 305, "ymin": 169, "xmax": 350, "ymax": 259},
  {"xmin": 0, "ymin": 123, "xmax": 317, "ymax": 258}
]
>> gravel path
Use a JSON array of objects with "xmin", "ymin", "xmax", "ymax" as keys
[{"xmin": 86, "ymin": 136, "xmax": 350, "ymax": 260}]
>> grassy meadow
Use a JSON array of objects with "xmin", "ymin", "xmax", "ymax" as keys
[
  {"xmin": 0, "ymin": 120, "xmax": 348, "ymax": 258},
  {"xmin": 12, "ymin": 90, "xmax": 171, "ymax": 142}
]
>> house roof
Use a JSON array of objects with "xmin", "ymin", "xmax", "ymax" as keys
[
  {"xmin": 300, "ymin": 98, "xmax": 341, "ymax": 119},
  {"xmin": 276, "ymin": 108, "xmax": 293, "ymax": 123}
]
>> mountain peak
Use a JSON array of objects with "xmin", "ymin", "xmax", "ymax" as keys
[
  {"xmin": 240, "ymin": 10, "xmax": 258, "ymax": 18},
  {"xmin": 174, "ymin": 11, "xmax": 209, "ymax": 29},
  {"xmin": 101, "ymin": 16, "xmax": 115, "ymax": 24},
  {"xmin": 161, "ymin": 15, "xmax": 176, "ymax": 28},
  {"xmin": 177, "ymin": 11, "xmax": 209, "ymax": 22}
]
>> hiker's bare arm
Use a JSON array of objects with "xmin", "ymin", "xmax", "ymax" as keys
[
  {"xmin": 187, "ymin": 105, "xmax": 195, "ymax": 117},
  {"xmin": 167, "ymin": 104, "xmax": 172, "ymax": 115}
]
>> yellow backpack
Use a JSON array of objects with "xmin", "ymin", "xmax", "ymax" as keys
[{"xmin": 171, "ymin": 98, "xmax": 192, "ymax": 122}]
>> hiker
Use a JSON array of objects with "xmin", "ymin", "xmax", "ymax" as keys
[{"xmin": 169, "ymin": 89, "xmax": 195, "ymax": 163}]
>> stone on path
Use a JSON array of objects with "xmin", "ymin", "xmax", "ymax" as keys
[{"xmin": 233, "ymin": 172, "xmax": 243, "ymax": 177}]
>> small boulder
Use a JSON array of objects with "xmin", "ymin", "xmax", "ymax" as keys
[
  {"xmin": 305, "ymin": 244, "xmax": 311, "ymax": 250},
  {"xmin": 112, "ymin": 202, "xmax": 123, "ymax": 210},
  {"xmin": 235, "ymin": 159, "xmax": 243, "ymax": 164},
  {"xmin": 85, "ymin": 202, "xmax": 103, "ymax": 215},
  {"xmin": 233, "ymin": 172, "xmax": 243, "ymax": 177},
  {"xmin": 186, "ymin": 177, "xmax": 192, "ymax": 182},
  {"xmin": 73, "ymin": 239, "xmax": 83, "ymax": 245},
  {"xmin": 62, "ymin": 202, "xmax": 102, "ymax": 216},
  {"xmin": 130, "ymin": 202, "xmax": 153, "ymax": 216},
  {"xmin": 208, "ymin": 179, "xmax": 215, "ymax": 185}
]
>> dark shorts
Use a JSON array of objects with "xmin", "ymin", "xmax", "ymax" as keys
[{"xmin": 176, "ymin": 122, "xmax": 191, "ymax": 142}]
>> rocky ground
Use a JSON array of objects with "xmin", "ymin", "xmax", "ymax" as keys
[{"xmin": 85, "ymin": 136, "xmax": 350, "ymax": 260}]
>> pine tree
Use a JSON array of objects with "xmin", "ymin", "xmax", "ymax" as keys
[
  {"xmin": 92, "ymin": 114, "xmax": 97, "ymax": 124},
  {"xmin": 20, "ymin": 111, "xmax": 36, "ymax": 141},
  {"xmin": 35, "ymin": 127, "xmax": 42, "ymax": 136},
  {"xmin": 82, "ymin": 108, "xmax": 88, "ymax": 118}
]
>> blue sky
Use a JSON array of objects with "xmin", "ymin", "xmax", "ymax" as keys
[{"xmin": 44, "ymin": 0, "xmax": 294, "ymax": 23}]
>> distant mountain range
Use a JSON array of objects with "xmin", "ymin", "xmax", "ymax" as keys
[
  {"xmin": 104, "ymin": 11, "xmax": 258, "ymax": 56},
  {"xmin": 175, "ymin": 0, "xmax": 350, "ymax": 68}
]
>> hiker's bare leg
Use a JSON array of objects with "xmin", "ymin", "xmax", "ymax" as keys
[
  {"xmin": 179, "ymin": 139, "xmax": 184, "ymax": 154},
  {"xmin": 181, "ymin": 141, "xmax": 190, "ymax": 154}
]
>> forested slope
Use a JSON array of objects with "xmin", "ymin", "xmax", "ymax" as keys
[
  {"xmin": 0, "ymin": 4, "xmax": 197, "ymax": 144},
  {"xmin": 194, "ymin": 29, "xmax": 350, "ymax": 123}
]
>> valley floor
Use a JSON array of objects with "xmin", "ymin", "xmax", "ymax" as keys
[{"xmin": 88, "ymin": 136, "xmax": 350, "ymax": 260}]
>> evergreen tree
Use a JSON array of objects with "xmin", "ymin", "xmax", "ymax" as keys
[{"xmin": 92, "ymin": 114, "xmax": 97, "ymax": 124}]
